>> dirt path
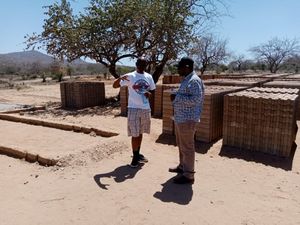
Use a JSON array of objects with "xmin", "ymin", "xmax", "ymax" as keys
[{"xmin": 0, "ymin": 81, "xmax": 299, "ymax": 225}]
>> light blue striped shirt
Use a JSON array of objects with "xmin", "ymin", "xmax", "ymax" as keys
[{"xmin": 173, "ymin": 71, "xmax": 204, "ymax": 124}]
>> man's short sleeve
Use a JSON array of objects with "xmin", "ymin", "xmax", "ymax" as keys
[
  {"xmin": 149, "ymin": 76, "xmax": 156, "ymax": 90},
  {"xmin": 120, "ymin": 74, "xmax": 131, "ymax": 87}
]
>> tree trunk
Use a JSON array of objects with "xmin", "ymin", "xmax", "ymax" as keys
[
  {"xmin": 108, "ymin": 63, "xmax": 119, "ymax": 79},
  {"xmin": 270, "ymin": 64, "xmax": 277, "ymax": 73},
  {"xmin": 152, "ymin": 63, "xmax": 166, "ymax": 84},
  {"xmin": 200, "ymin": 65, "xmax": 206, "ymax": 75}
]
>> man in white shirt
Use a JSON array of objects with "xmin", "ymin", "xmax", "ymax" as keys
[{"xmin": 113, "ymin": 57, "xmax": 156, "ymax": 167}]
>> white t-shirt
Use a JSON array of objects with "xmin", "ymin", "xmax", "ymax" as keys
[{"xmin": 120, "ymin": 71, "xmax": 156, "ymax": 109}]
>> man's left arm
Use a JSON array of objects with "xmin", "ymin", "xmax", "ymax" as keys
[
  {"xmin": 144, "ymin": 76, "xmax": 156, "ymax": 99},
  {"xmin": 144, "ymin": 89, "xmax": 155, "ymax": 99},
  {"xmin": 174, "ymin": 81, "xmax": 203, "ymax": 106}
]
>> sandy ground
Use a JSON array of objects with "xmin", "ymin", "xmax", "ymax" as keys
[{"xmin": 0, "ymin": 80, "xmax": 300, "ymax": 225}]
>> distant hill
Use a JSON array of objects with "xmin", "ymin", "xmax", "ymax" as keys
[
  {"xmin": 0, "ymin": 50, "xmax": 109, "ymax": 76},
  {"xmin": 0, "ymin": 50, "xmax": 87, "ymax": 66},
  {"xmin": 0, "ymin": 50, "xmax": 135, "ymax": 76}
]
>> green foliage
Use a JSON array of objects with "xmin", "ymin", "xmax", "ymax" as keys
[
  {"xmin": 216, "ymin": 64, "xmax": 228, "ymax": 74},
  {"xmin": 167, "ymin": 65, "xmax": 177, "ymax": 75},
  {"xmin": 27, "ymin": 0, "xmax": 79, "ymax": 61},
  {"xmin": 51, "ymin": 72, "xmax": 64, "ymax": 82},
  {"xmin": 66, "ymin": 65, "xmax": 72, "ymax": 76},
  {"xmin": 25, "ymin": 0, "xmax": 227, "ymax": 82},
  {"xmin": 116, "ymin": 66, "xmax": 135, "ymax": 75},
  {"xmin": 4, "ymin": 66, "xmax": 19, "ymax": 75},
  {"xmin": 41, "ymin": 73, "xmax": 47, "ymax": 82}
]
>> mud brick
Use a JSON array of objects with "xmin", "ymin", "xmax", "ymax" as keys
[
  {"xmin": 154, "ymin": 84, "xmax": 179, "ymax": 118},
  {"xmin": 222, "ymin": 87, "xmax": 298, "ymax": 157},
  {"xmin": 60, "ymin": 81, "xmax": 105, "ymax": 109},
  {"xmin": 162, "ymin": 85, "xmax": 246, "ymax": 142},
  {"xmin": 120, "ymin": 86, "xmax": 128, "ymax": 116},
  {"xmin": 162, "ymin": 89, "xmax": 175, "ymax": 135}
]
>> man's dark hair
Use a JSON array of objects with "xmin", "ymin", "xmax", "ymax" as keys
[
  {"xmin": 176, "ymin": 57, "xmax": 194, "ymax": 69},
  {"xmin": 136, "ymin": 57, "xmax": 148, "ymax": 66}
]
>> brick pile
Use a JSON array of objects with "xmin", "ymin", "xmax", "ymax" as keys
[
  {"xmin": 162, "ymin": 89, "xmax": 175, "ymax": 135},
  {"xmin": 162, "ymin": 75, "xmax": 183, "ymax": 84},
  {"xmin": 162, "ymin": 85, "xmax": 247, "ymax": 142},
  {"xmin": 153, "ymin": 84, "xmax": 179, "ymax": 118},
  {"xmin": 60, "ymin": 80, "xmax": 105, "ymax": 109},
  {"xmin": 263, "ymin": 79, "xmax": 300, "ymax": 119},
  {"xmin": 195, "ymin": 86, "xmax": 247, "ymax": 142},
  {"xmin": 204, "ymin": 78, "xmax": 271, "ymax": 87},
  {"xmin": 120, "ymin": 86, "xmax": 128, "ymax": 116},
  {"xmin": 223, "ymin": 87, "xmax": 299, "ymax": 157}
]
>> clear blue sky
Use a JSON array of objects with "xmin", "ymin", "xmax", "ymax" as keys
[
  {"xmin": 0, "ymin": 0, "xmax": 299, "ymax": 62},
  {"xmin": 218, "ymin": 0, "xmax": 300, "ymax": 58}
]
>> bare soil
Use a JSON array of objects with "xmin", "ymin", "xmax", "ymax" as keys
[{"xmin": 0, "ymin": 80, "xmax": 299, "ymax": 225}]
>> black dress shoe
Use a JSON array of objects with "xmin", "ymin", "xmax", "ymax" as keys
[
  {"xmin": 173, "ymin": 175, "xmax": 194, "ymax": 184},
  {"xmin": 168, "ymin": 167, "xmax": 183, "ymax": 173}
]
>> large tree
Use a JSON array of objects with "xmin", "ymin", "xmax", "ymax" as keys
[
  {"xmin": 249, "ymin": 37, "xmax": 300, "ymax": 73},
  {"xmin": 26, "ymin": 0, "xmax": 227, "ymax": 81},
  {"xmin": 188, "ymin": 34, "xmax": 229, "ymax": 75}
]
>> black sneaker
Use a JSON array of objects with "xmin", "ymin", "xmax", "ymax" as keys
[
  {"xmin": 138, "ymin": 154, "xmax": 148, "ymax": 163},
  {"xmin": 129, "ymin": 156, "xmax": 139, "ymax": 168}
]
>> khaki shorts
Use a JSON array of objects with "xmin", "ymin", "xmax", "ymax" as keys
[{"xmin": 127, "ymin": 108, "xmax": 151, "ymax": 137}]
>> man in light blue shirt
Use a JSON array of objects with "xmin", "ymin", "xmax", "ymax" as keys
[{"xmin": 169, "ymin": 57, "xmax": 204, "ymax": 184}]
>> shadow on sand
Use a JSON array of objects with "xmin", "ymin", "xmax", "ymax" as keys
[
  {"xmin": 155, "ymin": 133, "xmax": 216, "ymax": 154},
  {"xmin": 94, "ymin": 164, "xmax": 144, "ymax": 190},
  {"xmin": 153, "ymin": 176, "xmax": 193, "ymax": 205},
  {"xmin": 219, "ymin": 143, "xmax": 297, "ymax": 171},
  {"xmin": 156, "ymin": 133, "xmax": 297, "ymax": 170},
  {"xmin": 155, "ymin": 133, "xmax": 177, "ymax": 146}
]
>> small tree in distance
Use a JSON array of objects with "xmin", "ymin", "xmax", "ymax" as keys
[
  {"xmin": 228, "ymin": 54, "xmax": 245, "ymax": 72},
  {"xmin": 249, "ymin": 37, "xmax": 300, "ymax": 73},
  {"xmin": 188, "ymin": 34, "xmax": 230, "ymax": 75}
]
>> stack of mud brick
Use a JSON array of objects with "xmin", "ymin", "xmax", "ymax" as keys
[
  {"xmin": 215, "ymin": 73, "xmax": 286, "ymax": 79},
  {"xmin": 120, "ymin": 86, "xmax": 128, "ymax": 116},
  {"xmin": 196, "ymin": 86, "xmax": 247, "ymax": 142},
  {"xmin": 223, "ymin": 87, "xmax": 299, "ymax": 157},
  {"xmin": 263, "ymin": 74, "xmax": 300, "ymax": 119},
  {"xmin": 162, "ymin": 75, "xmax": 183, "ymax": 84},
  {"xmin": 162, "ymin": 86, "xmax": 247, "ymax": 142},
  {"xmin": 162, "ymin": 89, "xmax": 175, "ymax": 135},
  {"xmin": 204, "ymin": 78, "xmax": 271, "ymax": 87},
  {"xmin": 261, "ymin": 73, "xmax": 288, "ymax": 79},
  {"xmin": 153, "ymin": 84, "xmax": 179, "ymax": 118},
  {"xmin": 271, "ymin": 74, "xmax": 300, "ymax": 81},
  {"xmin": 201, "ymin": 74, "xmax": 214, "ymax": 80},
  {"xmin": 60, "ymin": 80, "xmax": 105, "ymax": 109}
]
